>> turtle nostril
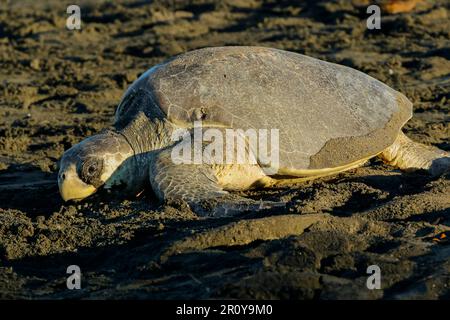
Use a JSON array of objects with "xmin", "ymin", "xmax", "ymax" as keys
[{"xmin": 61, "ymin": 173, "xmax": 66, "ymax": 180}]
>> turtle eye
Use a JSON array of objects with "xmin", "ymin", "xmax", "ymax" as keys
[{"xmin": 80, "ymin": 158, "xmax": 103, "ymax": 187}]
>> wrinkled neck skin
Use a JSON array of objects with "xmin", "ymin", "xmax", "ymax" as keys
[{"xmin": 112, "ymin": 113, "xmax": 174, "ymax": 196}]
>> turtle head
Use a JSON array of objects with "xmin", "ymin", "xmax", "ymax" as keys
[{"xmin": 58, "ymin": 131, "xmax": 134, "ymax": 202}]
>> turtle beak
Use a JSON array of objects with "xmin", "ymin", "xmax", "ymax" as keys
[{"xmin": 58, "ymin": 167, "xmax": 97, "ymax": 202}]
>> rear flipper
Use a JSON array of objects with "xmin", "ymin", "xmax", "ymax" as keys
[
  {"xmin": 379, "ymin": 132, "xmax": 450, "ymax": 176},
  {"xmin": 149, "ymin": 148, "xmax": 284, "ymax": 218}
]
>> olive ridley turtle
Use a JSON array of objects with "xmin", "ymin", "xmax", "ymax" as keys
[{"xmin": 58, "ymin": 46, "xmax": 450, "ymax": 216}]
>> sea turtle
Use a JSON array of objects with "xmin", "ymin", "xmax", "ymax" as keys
[{"xmin": 58, "ymin": 46, "xmax": 450, "ymax": 216}]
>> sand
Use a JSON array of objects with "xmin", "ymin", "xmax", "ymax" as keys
[{"xmin": 0, "ymin": 0, "xmax": 449, "ymax": 299}]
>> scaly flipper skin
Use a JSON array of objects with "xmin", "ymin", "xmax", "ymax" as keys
[
  {"xmin": 380, "ymin": 132, "xmax": 450, "ymax": 176},
  {"xmin": 149, "ymin": 148, "xmax": 284, "ymax": 217}
]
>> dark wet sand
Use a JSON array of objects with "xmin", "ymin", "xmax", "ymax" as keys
[{"xmin": 0, "ymin": 0, "xmax": 449, "ymax": 299}]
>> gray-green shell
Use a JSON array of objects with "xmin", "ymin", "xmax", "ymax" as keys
[{"xmin": 115, "ymin": 46, "xmax": 412, "ymax": 173}]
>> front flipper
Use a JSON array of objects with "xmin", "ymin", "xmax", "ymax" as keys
[
  {"xmin": 149, "ymin": 148, "xmax": 284, "ymax": 217},
  {"xmin": 380, "ymin": 132, "xmax": 450, "ymax": 176}
]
